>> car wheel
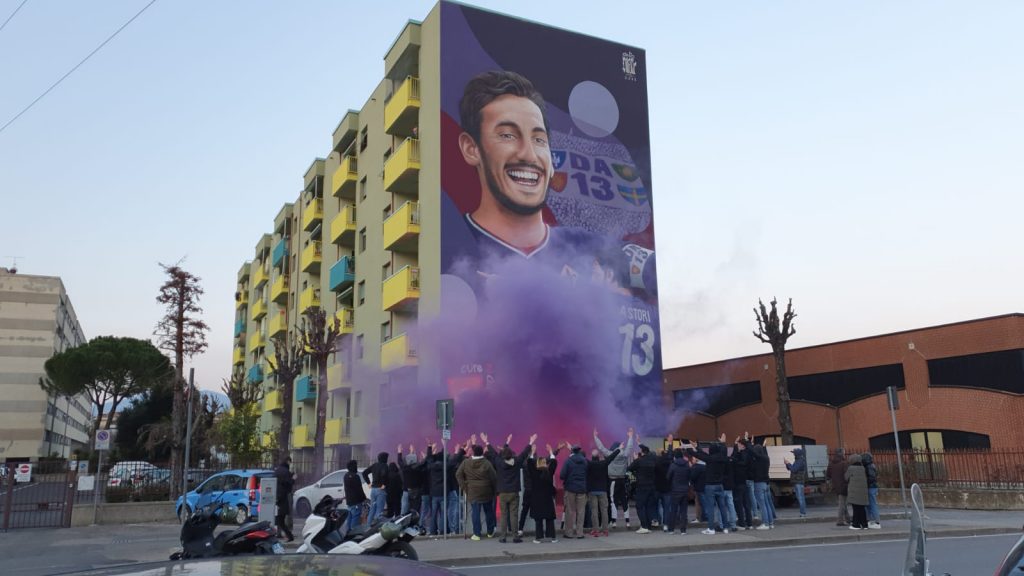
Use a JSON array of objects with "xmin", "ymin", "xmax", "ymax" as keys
[
  {"xmin": 177, "ymin": 504, "xmax": 192, "ymax": 523},
  {"xmin": 381, "ymin": 541, "xmax": 418, "ymax": 560},
  {"xmin": 295, "ymin": 497, "xmax": 311, "ymax": 518},
  {"xmin": 236, "ymin": 504, "xmax": 249, "ymax": 524}
]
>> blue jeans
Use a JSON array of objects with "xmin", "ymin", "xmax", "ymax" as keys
[
  {"xmin": 470, "ymin": 500, "xmax": 496, "ymax": 537},
  {"xmin": 705, "ymin": 484, "xmax": 730, "ymax": 530},
  {"xmin": 722, "ymin": 488, "xmax": 737, "ymax": 529},
  {"xmin": 794, "ymin": 483, "xmax": 807, "ymax": 515},
  {"xmin": 634, "ymin": 487, "xmax": 657, "ymax": 529},
  {"xmin": 401, "ymin": 490, "xmax": 410, "ymax": 515},
  {"xmin": 446, "ymin": 491, "xmax": 461, "ymax": 534},
  {"xmin": 867, "ymin": 487, "xmax": 879, "ymax": 522},
  {"xmin": 747, "ymin": 480, "xmax": 760, "ymax": 517},
  {"xmin": 659, "ymin": 493, "xmax": 672, "ymax": 526},
  {"xmin": 347, "ymin": 504, "xmax": 363, "ymax": 532},
  {"xmin": 429, "ymin": 495, "xmax": 445, "ymax": 534},
  {"xmin": 755, "ymin": 481, "xmax": 775, "ymax": 526},
  {"xmin": 368, "ymin": 487, "xmax": 387, "ymax": 523}
]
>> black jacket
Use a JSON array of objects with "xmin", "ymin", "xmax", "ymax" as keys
[
  {"xmin": 666, "ymin": 457, "xmax": 691, "ymax": 494},
  {"xmin": 654, "ymin": 451, "xmax": 672, "ymax": 493},
  {"xmin": 690, "ymin": 461, "xmax": 706, "ymax": 492},
  {"xmin": 560, "ymin": 451, "xmax": 589, "ymax": 494},
  {"xmin": 397, "ymin": 452, "xmax": 427, "ymax": 492},
  {"xmin": 527, "ymin": 456, "xmax": 558, "ymax": 520},
  {"xmin": 731, "ymin": 449, "xmax": 750, "ymax": 487},
  {"xmin": 273, "ymin": 464, "xmax": 294, "ymax": 505},
  {"xmin": 343, "ymin": 471, "xmax": 366, "ymax": 505},
  {"xmin": 362, "ymin": 453, "xmax": 389, "ymax": 488},
  {"xmin": 688, "ymin": 443, "xmax": 728, "ymax": 485},
  {"xmin": 627, "ymin": 452, "xmax": 658, "ymax": 489},
  {"xmin": 749, "ymin": 445, "xmax": 771, "ymax": 483},
  {"xmin": 586, "ymin": 449, "xmax": 620, "ymax": 493},
  {"xmin": 863, "ymin": 453, "xmax": 879, "ymax": 488},
  {"xmin": 426, "ymin": 446, "xmax": 465, "ymax": 497},
  {"xmin": 487, "ymin": 444, "xmax": 531, "ymax": 494}
]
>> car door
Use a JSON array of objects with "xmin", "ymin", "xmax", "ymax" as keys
[
  {"xmin": 317, "ymin": 471, "xmax": 347, "ymax": 503},
  {"xmin": 220, "ymin": 474, "xmax": 246, "ymax": 508},
  {"xmin": 194, "ymin": 474, "xmax": 226, "ymax": 509}
]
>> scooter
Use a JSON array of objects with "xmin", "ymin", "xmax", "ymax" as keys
[
  {"xmin": 297, "ymin": 495, "xmax": 419, "ymax": 560},
  {"xmin": 170, "ymin": 497, "xmax": 285, "ymax": 560}
]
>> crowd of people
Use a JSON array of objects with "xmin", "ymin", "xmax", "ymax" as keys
[{"xmin": 325, "ymin": 428, "xmax": 883, "ymax": 543}]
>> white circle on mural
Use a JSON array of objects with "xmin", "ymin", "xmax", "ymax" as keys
[{"xmin": 568, "ymin": 81, "xmax": 619, "ymax": 138}]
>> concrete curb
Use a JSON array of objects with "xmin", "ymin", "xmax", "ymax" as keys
[{"xmin": 425, "ymin": 526, "xmax": 1020, "ymax": 568}]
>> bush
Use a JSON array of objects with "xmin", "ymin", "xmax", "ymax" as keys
[
  {"xmin": 133, "ymin": 484, "xmax": 171, "ymax": 502},
  {"xmin": 105, "ymin": 486, "xmax": 132, "ymax": 503}
]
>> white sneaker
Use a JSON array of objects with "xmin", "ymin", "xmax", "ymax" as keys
[
  {"xmin": 868, "ymin": 522, "xmax": 881, "ymax": 530},
  {"xmin": 722, "ymin": 529, "xmax": 731, "ymax": 534},
  {"xmin": 755, "ymin": 525, "xmax": 770, "ymax": 531},
  {"xmin": 849, "ymin": 525, "xmax": 862, "ymax": 530},
  {"xmin": 635, "ymin": 528, "xmax": 651, "ymax": 534},
  {"xmin": 701, "ymin": 528, "xmax": 716, "ymax": 535}
]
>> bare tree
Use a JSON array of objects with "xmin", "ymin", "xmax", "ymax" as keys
[
  {"xmin": 266, "ymin": 332, "xmax": 304, "ymax": 463},
  {"xmin": 300, "ymin": 307, "xmax": 343, "ymax": 478},
  {"xmin": 155, "ymin": 263, "xmax": 209, "ymax": 499},
  {"xmin": 753, "ymin": 297, "xmax": 798, "ymax": 445}
]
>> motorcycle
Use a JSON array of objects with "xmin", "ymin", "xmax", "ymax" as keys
[
  {"xmin": 170, "ymin": 496, "xmax": 285, "ymax": 560},
  {"xmin": 296, "ymin": 495, "xmax": 419, "ymax": 560}
]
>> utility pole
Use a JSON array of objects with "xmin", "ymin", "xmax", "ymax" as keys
[
  {"xmin": 182, "ymin": 368, "xmax": 195, "ymax": 497},
  {"xmin": 887, "ymin": 385, "xmax": 909, "ymax": 515}
]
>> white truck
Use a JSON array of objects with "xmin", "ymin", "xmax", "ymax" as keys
[{"xmin": 768, "ymin": 444, "xmax": 829, "ymax": 502}]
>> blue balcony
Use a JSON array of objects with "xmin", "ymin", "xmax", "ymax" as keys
[
  {"xmin": 272, "ymin": 238, "xmax": 288, "ymax": 267},
  {"xmin": 234, "ymin": 318, "xmax": 246, "ymax": 337},
  {"xmin": 329, "ymin": 256, "xmax": 355, "ymax": 293},
  {"xmin": 247, "ymin": 364, "xmax": 263, "ymax": 384},
  {"xmin": 295, "ymin": 375, "xmax": 316, "ymax": 403}
]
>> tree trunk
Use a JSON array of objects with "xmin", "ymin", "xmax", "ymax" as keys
[
  {"xmin": 170, "ymin": 299, "xmax": 185, "ymax": 499},
  {"xmin": 313, "ymin": 359, "xmax": 328, "ymax": 479},
  {"xmin": 774, "ymin": 346, "xmax": 795, "ymax": 445},
  {"xmin": 277, "ymin": 377, "xmax": 294, "ymax": 464}
]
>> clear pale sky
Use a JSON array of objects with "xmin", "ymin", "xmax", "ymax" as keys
[{"xmin": 1, "ymin": 1, "xmax": 1021, "ymax": 392}]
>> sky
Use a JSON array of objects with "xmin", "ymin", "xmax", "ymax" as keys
[{"xmin": 1, "ymin": 1, "xmax": 1021, "ymax": 392}]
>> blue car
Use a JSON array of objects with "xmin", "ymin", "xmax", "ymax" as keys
[{"xmin": 175, "ymin": 469, "xmax": 274, "ymax": 523}]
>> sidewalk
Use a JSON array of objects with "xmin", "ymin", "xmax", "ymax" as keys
[{"xmin": 416, "ymin": 506, "xmax": 1024, "ymax": 568}]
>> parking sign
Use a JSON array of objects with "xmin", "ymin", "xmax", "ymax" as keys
[{"xmin": 95, "ymin": 430, "xmax": 111, "ymax": 450}]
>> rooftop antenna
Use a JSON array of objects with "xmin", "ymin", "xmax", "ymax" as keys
[{"xmin": 4, "ymin": 256, "xmax": 23, "ymax": 273}]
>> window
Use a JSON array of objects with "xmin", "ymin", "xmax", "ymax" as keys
[
  {"xmin": 383, "ymin": 204, "xmax": 392, "ymax": 220},
  {"xmin": 354, "ymin": 391, "xmax": 362, "ymax": 418},
  {"xmin": 297, "ymin": 406, "xmax": 303, "ymax": 425},
  {"xmin": 673, "ymin": 381, "xmax": 762, "ymax": 417},
  {"xmin": 382, "ymin": 262, "xmax": 392, "ymax": 281},
  {"xmin": 381, "ymin": 321, "xmax": 392, "ymax": 342},
  {"xmin": 789, "ymin": 364, "xmax": 906, "ymax": 407},
  {"xmin": 868, "ymin": 430, "xmax": 991, "ymax": 452},
  {"xmin": 927, "ymin": 348, "xmax": 1024, "ymax": 394},
  {"xmin": 356, "ymin": 334, "xmax": 364, "ymax": 359},
  {"xmin": 321, "ymin": 471, "xmax": 345, "ymax": 487},
  {"xmin": 359, "ymin": 177, "xmax": 367, "ymax": 202},
  {"xmin": 357, "ymin": 280, "xmax": 365, "ymax": 306},
  {"xmin": 359, "ymin": 227, "xmax": 367, "ymax": 253},
  {"xmin": 359, "ymin": 126, "xmax": 368, "ymax": 152}
]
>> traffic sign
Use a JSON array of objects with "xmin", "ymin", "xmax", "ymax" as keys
[
  {"xmin": 95, "ymin": 430, "xmax": 111, "ymax": 450},
  {"xmin": 442, "ymin": 429, "xmax": 452, "ymax": 441},
  {"xmin": 14, "ymin": 463, "xmax": 32, "ymax": 483},
  {"xmin": 436, "ymin": 399, "xmax": 454, "ymax": 430}
]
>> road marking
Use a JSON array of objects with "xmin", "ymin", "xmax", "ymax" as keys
[{"xmin": 455, "ymin": 533, "xmax": 1021, "ymax": 570}]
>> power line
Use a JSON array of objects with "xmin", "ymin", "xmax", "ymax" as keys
[
  {"xmin": 0, "ymin": 0, "xmax": 159, "ymax": 135},
  {"xmin": 0, "ymin": 0, "xmax": 29, "ymax": 34}
]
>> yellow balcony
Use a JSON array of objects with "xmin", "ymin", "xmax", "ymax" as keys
[
  {"xmin": 326, "ymin": 418, "xmax": 350, "ymax": 445},
  {"xmin": 232, "ymin": 347, "xmax": 245, "ymax": 366},
  {"xmin": 330, "ymin": 204, "xmax": 357, "ymax": 246},
  {"xmin": 293, "ymin": 424, "xmax": 313, "ymax": 449},
  {"xmin": 302, "ymin": 198, "xmax": 323, "ymax": 232},
  {"xmin": 301, "ymin": 241, "xmax": 322, "ymax": 273},
  {"xmin": 335, "ymin": 307, "xmax": 354, "ymax": 335},
  {"xmin": 235, "ymin": 291, "xmax": 248, "ymax": 310},
  {"xmin": 248, "ymin": 332, "xmax": 266, "ymax": 352},
  {"xmin": 299, "ymin": 286, "xmax": 321, "ymax": 313},
  {"xmin": 327, "ymin": 362, "xmax": 348, "ymax": 392},
  {"xmin": 383, "ymin": 201, "xmax": 420, "ymax": 253},
  {"xmin": 252, "ymin": 266, "xmax": 269, "ymax": 288},
  {"xmin": 251, "ymin": 298, "xmax": 267, "ymax": 321},
  {"xmin": 383, "ymin": 138, "xmax": 420, "ymax": 194},
  {"xmin": 264, "ymin": 389, "xmax": 282, "ymax": 412},
  {"xmin": 331, "ymin": 156, "xmax": 358, "ymax": 200},
  {"xmin": 269, "ymin": 313, "xmax": 287, "ymax": 338},
  {"xmin": 271, "ymin": 275, "xmax": 289, "ymax": 304},
  {"xmin": 381, "ymin": 333, "xmax": 418, "ymax": 371},
  {"xmin": 385, "ymin": 76, "xmax": 420, "ymax": 136},
  {"xmin": 382, "ymin": 266, "xmax": 420, "ymax": 311}
]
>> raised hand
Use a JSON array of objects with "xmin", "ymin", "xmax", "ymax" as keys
[
  {"xmin": 529, "ymin": 433, "xmax": 538, "ymax": 446},
  {"xmin": 480, "ymin": 432, "xmax": 489, "ymax": 445},
  {"xmin": 667, "ymin": 433, "xmax": 675, "ymax": 444},
  {"xmin": 593, "ymin": 427, "xmax": 599, "ymax": 437},
  {"xmin": 408, "ymin": 444, "xmax": 414, "ymax": 454},
  {"xmin": 397, "ymin": 444, "xmax": 403, "ymax": 454},
  {"xmin": 470, "ymin": 434, "xmax": 478, "ymax": 445},
  {"xmin": 545, "ymin": 443, "xmax": 553, "ymax": 454},
  {"xmin": 557, "ymin": 441, "xmax": 567, "ymax": 451},
  {"xmin": 506, "ymin": 434, "xmax": 513, "ymax": 446}
]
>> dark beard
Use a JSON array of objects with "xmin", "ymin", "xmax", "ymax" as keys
[{"xmin": 481, "ymin": 149, "xmax": 548, "ymax": 216}]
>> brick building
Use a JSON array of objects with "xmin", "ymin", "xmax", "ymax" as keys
[{"xmin": 663, "ymin": 314, "xmax": 1024, "ymax": 451}]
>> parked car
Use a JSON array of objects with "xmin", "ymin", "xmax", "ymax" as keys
[
  {"xmin": 994, "ymin": 534, "xmax": 1024, "ymax": 576},
  {"xmin": 136, "ymin": 468, "xmax": 171, "ymax": 486},
  {"xmin": 293, "ymin": 469, "xmax": 369, "ymax": 518},
  {"xmin": 107, "ymin": 461, "xmax": 157, "ymax": 488},
  {"xmin": 175, "ymin": 469, "xmax": 274, "ymax": 524}
]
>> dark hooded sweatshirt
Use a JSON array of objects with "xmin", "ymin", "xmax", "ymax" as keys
[
  {"xmin": 667, "ymin": 457, "xmax": 691, "ymax": 494},
  {"xmin": 487, "ymin": 444, "xmax": 532, "ymax": 494},
  {"xmin": 688, "ymin": 443, "xmax": 728, "ymax": 485},
  {"xmin": 560, "ymin": 450, "xmax": 589, "ymax": 494},
  {"xmin": 627, "ymin": 452, "xmax": 658, "ymax": 489},
  {"xmin": 362, "ymin": 452, "xmax": 389, "ymax": 488},
  {"xmin": 586, "ymin": 448, "xmax": 621, "ymax": 493},
  {"xmin": 749, "ymin": 444, "xmax": 771, "ymax": 483}
]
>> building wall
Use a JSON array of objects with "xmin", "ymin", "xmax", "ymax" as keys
[
  {"xmin": 0, "ymin": 271, "xmax": 90, "ymax": 461},
  {"xmin": 663, "ymin": 314, "xmax": 1024, "ymax": 451}
]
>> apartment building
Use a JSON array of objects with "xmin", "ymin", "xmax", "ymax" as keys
[{"xmin": 0, "ymin": 269, "xmax": 91, "ymax": 461}]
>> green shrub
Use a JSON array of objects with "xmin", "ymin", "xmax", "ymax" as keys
[{"xmin": 105, "ymin": 486, "xmax": 132, "ymax": 503}]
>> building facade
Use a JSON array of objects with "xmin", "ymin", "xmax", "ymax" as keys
[
  {"xmin": 0, "ymin": 269, "xmax": 90, "ymax": 462},
  {"xmin": 664, "ymin": 314, "xmax": 1024, "ymax": 451}
]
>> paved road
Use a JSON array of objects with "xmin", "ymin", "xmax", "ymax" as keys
[{"xmin": 457, "ymin": 533, "xmax": 1021, "ymax": 575}]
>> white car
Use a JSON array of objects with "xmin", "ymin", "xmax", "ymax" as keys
[
  {"xmin": 292, "ymin": 469, "xmax": 369, "ymax": 518},
  {"xmin": 107, "ymin": 461, "xmax": 157, "ymax": 487}
]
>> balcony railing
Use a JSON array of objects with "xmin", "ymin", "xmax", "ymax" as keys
[
  {"xmin": 235, "ymin": 291, "xmax": 248, "ymax": 310},
  {"xmin": 383, "ymin": 138, "xmax": 420, "ymax": 194},
  {"xmin": 327, "ymin": 362, "xmax": 349, "ymax": 392},
  {"xmin": 326, "ymin": 418, "xmax": 351, "ymax": 444},
  {"xmin": 385, "ymin": 76, "xmax": 420, "ymax": 136},
  {"xmin": 383, "ymin": 201, "xmax": 420, "ymax": 253},
  {"xmin": 329, "ymin": 256, "xmax": 355, "ymax": 293},
  {"xmin": 264, "ymin": 389, "xmax": 282, "ymax": 412},
  {"xmin": 271, "ymin": 274, "xmax": 289, "ymax": 304},
  {"xmin": 335, "ymin": 307, "xmax": 354, "ymax": 335},
  {"xmin": 301, "ymin": 241, "xmax": 322, "ymax": 273},
  {"xmin": 295, "ymin": 375, "xmax": 316, "ymax": 403},
  {"xmin": 299, "ymin": 286, "xmax": 321, "ymax": 313},
  {"xmin": 252, "ymin": 265, "xmax": 269, "ymax": 288},
  {"xmin": 247, "ymin": 364, "xmax": 263, "ymax": 384},
  {"xmin": 269, "ymin": 313, "xmax": 287, "ymax": 338},
  {"xmin": 251, "ymin": 298, "xmax": 267, "ymax": 321},
  {"xmin": 381, "ymin": 333, "xmax": 418, "ymax": 371},
  {"xmin": 248, "ymin": 332, "xmax": 266, "ymax": 352},
  {"xmin": 330, "ymin": 204, "xmax": 357, "ymax": 246},
  {"xmin": 302, "ymin": 198, "xmax": 324, "ymax": 232},
  {"xmin": 382, "ymin": 265, "xmax": 420, "ymax": 311},
  {"xmin": 232, "ymin": 347, "xmax": 245, "ymax": 366},
  {"xmin": 234, "ymin": 318, "xmax": 246, "ymax": 338},
  {"xmin": 272, "ymin": 238, "xmax": 288, "ymax": 268},
  {"xmin": 293, "ymin": 424, "xmax": 312, "ymax": 448},
  {"xmin": 331, "ymin": 155, "xmax": 358, "ymax": 199}
]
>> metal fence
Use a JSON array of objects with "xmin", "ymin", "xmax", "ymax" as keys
[
  {"xmin": 851, "ymin": 449, "xmax": 1024, "ymax": 490},
  {"xmin": 1, "ymin": 461, "xmax": 76, "ymax": 530}
]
